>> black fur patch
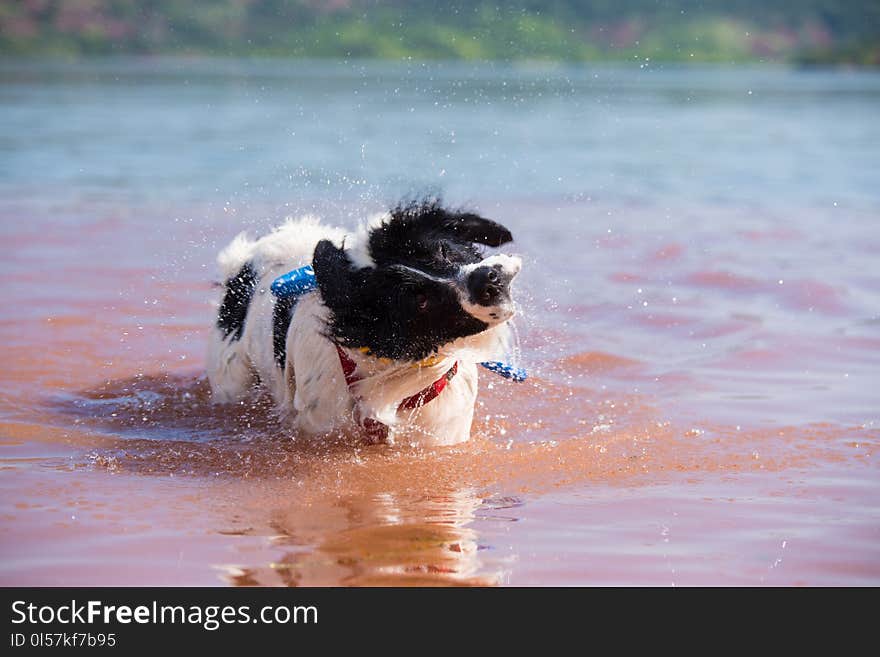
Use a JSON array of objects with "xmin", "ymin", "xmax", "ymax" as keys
[
  {"xmin": 272, "ymin": 294, "xmax": 296, "ymax": 368},
  {"xmin": 368, "ymin": 199, "xmax": 512, "ymax": 276},
  {"xmin": 217, "ymin": 262, "xmax": 257, "ymax": 341},
  {"xmin": 312, "ymin": 199, "xmax": 513, "ymax": 362}
]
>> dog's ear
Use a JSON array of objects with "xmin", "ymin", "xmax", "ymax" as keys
[
  {"xmin": 386, "ymin": 200, "xmax": 513, "ymax": 248},
  {"xmin": 440, "ymin": 212, "xmax": 513, "ymax": 247},
  {"xmin": 312, "ymin": 239, "xmax": 355, "ymax": 308}
]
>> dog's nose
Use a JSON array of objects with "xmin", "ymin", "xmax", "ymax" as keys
[{"xmin": 468, "ymin": 265, "xmax": 507, "ymax": 306}]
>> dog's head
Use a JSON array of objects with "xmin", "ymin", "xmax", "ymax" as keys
[{"xmin": 313, "ymin": 200, "xmax": 521, "ymax": 361}]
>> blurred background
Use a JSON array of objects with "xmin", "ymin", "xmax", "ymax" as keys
[{"xmin": 2, "ymin": 0, "xmax": 879, "ymax": 65}]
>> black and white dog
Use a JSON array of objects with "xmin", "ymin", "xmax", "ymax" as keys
[{"xmin": 207, "ymin": 200, "xmax": 521, "ymax": 446}]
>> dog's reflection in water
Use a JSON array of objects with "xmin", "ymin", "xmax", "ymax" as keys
[
  {"xmin": 54, "ymin": 374, "xmax": 507, "ymax": 586},
  {"xmin": 225, "ymin": 488, "xmax": 497, "ymax": 586}
]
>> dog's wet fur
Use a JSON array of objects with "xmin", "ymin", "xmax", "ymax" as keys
[{"xmin": 207, "ymin": 198, "xmax": 521, "ymax": 445}]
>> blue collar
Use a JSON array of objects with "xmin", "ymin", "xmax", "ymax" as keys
[{"xmin": 271, "ymin": 265, "xmax": 527, "ymax": 382}]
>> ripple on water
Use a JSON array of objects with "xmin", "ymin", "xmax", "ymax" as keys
[{"xmin": 37, "ymin": 368, "xmax": 878, "ymax": 500}]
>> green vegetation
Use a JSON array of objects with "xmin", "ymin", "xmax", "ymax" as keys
[{"xmin": 1, "ymin": 1, "xmax": 878, "ymax": 65}]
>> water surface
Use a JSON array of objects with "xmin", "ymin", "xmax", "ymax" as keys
[{"xmin": 1, "ymin": 58, "xmax": 878, "ymax": 585}]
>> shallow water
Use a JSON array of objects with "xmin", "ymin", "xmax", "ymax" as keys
[{"xmin": 1, "ymin": 58, "xmax": 878, "ymax": 585}]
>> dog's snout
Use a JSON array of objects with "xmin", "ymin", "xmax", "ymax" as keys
[{"xmin": 468, "ymin": 265, "xmax": 507, "ymax": 306}]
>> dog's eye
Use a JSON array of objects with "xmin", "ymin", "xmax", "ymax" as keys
[{"xmin": 416, "ymin": 293, "xmax": 429, "ymax": 311}]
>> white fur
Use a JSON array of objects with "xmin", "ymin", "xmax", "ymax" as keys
[
  {"xmin": 207, "ymin": 215, "xmax": 515, "ymax": 447},
  {"xmin": 345, "ymin": 211, "xmax": 389, "ymax": 269}
]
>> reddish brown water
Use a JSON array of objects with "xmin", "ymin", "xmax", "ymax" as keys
[
  {"xmin": 1, "ymin": 197, "xmax": 877, "ymax": 586},
  {"xmin": 2, "ymin": 60, "xmax": 879, "ymax": 586}
]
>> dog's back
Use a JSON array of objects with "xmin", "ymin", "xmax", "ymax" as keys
[{"xmin": 207, "ymin": 217, "xmax": 346, "ymax": 406}]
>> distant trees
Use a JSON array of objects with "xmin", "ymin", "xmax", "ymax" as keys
[{"xmin": 1, "ymin": 1, "xmax": 877, "ymax": 64}]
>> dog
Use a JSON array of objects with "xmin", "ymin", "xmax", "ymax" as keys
[{"xmin": 206, "ymin": 199, "xmax": 521, "ymax": 446}]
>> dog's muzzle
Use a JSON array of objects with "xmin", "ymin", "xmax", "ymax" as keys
[
  {"xmin": 467, "ymin": 264, "xmax": 512, "ymax": 306},
  {"xmin": 459, "ymin": 254, "xmax": 521, "ymax": 324}
]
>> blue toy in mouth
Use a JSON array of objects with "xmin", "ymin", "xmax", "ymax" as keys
[{"xmin": 271, "ymin": 265, "xmax": 527, "ymax": 382}]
